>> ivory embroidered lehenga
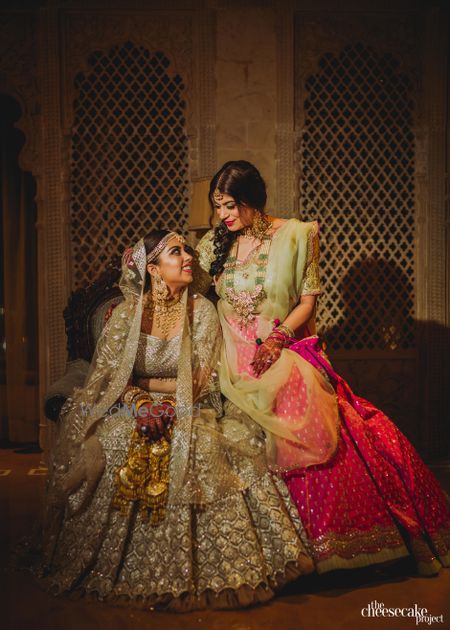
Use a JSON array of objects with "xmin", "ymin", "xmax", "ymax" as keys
[
  {"xmin": 196, "ymin": 218, "xmax": 450, "ymax": 575},
  {"xmin": 38, "ymin": 238, "xmax": 313, "ymax": 611}
]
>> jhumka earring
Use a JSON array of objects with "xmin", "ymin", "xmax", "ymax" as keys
[
  {"xmin": 242, "ymin": 210, "xmax": 271, "ymax": 240},
  {"xmin": 144, "ymin": 272, "xmax": 183, "ymax": 337},
  {"xmin": 152, "ymin": 272, "xmax": 170, "ymax": 305}
]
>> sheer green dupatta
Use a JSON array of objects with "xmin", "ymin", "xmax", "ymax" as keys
[{"xmin": 197, "ymin": 220, "xmax": 339, "ymax": 473}]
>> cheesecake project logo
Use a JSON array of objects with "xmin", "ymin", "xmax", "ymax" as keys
[{"xmin": 362, "ymin": 601, "xmax": 444, "ymax": 625}]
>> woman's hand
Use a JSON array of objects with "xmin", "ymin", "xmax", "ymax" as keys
[
  {"xmin": 251, "ymin": 324, "xmax": 294, "ymax": 377},
  {"xmin": 136, "ymin": 401, "xmax": 175, "ymax": 441},
  {"xmin": 251, "ymin": 335, "xmax": 285, "ymax": 377}
]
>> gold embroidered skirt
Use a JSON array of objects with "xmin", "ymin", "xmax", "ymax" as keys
[{"xmin": 38, "ymin": 402, "xmax": 313, "ymax": 611}]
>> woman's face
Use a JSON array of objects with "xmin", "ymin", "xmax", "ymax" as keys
[
  {"xmin": 148, "ymin": 236, "xmax": 193, "ymax": 292},
  {"xmin": 213, "ymin": 192, "xmax": 255, "ymax": 232}
]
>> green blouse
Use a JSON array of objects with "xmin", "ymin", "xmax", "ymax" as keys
[{"xmin": 196, "ymin": 218, "xmax": 322, "ymax": 324}]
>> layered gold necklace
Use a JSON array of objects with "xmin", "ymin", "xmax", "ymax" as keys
[{"xmin": 142, "ymin": 277, "xmax": 184, "ymax": 338}]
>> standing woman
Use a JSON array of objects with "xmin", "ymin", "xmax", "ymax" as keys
[{"xmin": 196, "ymin": 160, "xmax": 450, "ymax": 576}]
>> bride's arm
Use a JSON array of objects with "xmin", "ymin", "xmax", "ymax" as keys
[{"xmin": 135, "ymin": 377, "xmax": 177, "ymax": 394}]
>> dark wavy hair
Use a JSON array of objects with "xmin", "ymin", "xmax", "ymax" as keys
[
  {"xmin": 143, "ymin": 229, "xmax": 170, "ymax": 291},
  {"xmin": 208, "ymin": 161, "xmax": 267, "ymax": 277}
]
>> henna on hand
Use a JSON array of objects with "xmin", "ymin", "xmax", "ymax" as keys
[
  {"xmin": 135, "ymin": 401, "xmax": 175, "ymax": 441},
  {"xmin": 251, "ymin": 336, "xmax": 284, "ymax": 377}
]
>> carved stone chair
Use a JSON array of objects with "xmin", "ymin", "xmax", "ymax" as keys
[{"xmin": 44, "ymin": 256, "xmax": 124, "ymax": 422}]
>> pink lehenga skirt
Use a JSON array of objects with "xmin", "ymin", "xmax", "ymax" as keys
[{"xmin": 281, "ymin": 336, "xmax": 450, "ymax": 575}]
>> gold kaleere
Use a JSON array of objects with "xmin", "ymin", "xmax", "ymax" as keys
[
  {"xmin": 113, "ymin": 397, "xmax": 175, "ymax": 525},
  {"xmin": 144, "ymin": 434, "xmax": 172, "ymax": 525}
]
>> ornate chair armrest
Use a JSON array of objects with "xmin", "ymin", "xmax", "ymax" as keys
[
  {"xmin": 43, "ymin": 358, "xmax": 90, "ymax": 422},
  {"xmin": 44, "ymin": 395, "xmax": 67, "ymax": 423}
]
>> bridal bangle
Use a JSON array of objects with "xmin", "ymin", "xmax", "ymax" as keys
[
  {"xmin": 121, "ymin": 386, "xmax": 146, "ymax": 405},
  {"xmin": 274, "ymin": 324, "xmax": 294, "ymax": 339},
  {"xmin": 255, "ymin": 322, "xmax": 294, "ymax": 347}
]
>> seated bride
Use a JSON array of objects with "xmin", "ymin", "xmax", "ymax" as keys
[{"xmin": 38, "ymin": 229, "xmax": 313, "ymax": 611}]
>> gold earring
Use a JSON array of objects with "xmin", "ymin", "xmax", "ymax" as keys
[
  {"xmin": 242, "ymin": 210, "xmax": 271, "ymax": 240},
  {"xmin": 152, "ymin": 272, "xmax": 170, "ymax": 305}
]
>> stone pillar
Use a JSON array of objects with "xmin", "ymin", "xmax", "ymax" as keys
[
  {"xmin": 276, "ymin": 2, "xmax": 295, "ymax": 218},
  {"xmin": 216, "ymin": 7, "xmax": 277, "ymax": 208},
  {"xmin": 38, "ymin": 6, "xmax": 71, "ymax": 452}
]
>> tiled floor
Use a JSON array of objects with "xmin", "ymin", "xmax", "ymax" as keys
[{"xmin": 1, "ymin": 446, "xmax": 449, "ymax": 630}]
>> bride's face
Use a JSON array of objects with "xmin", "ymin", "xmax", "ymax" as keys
[
  {"xmin": 213, "ymin": 192, "xmax": 255, "ymax": 232},
  {"xmin": 148, "ymin": 236, "xmax": 193, "ymax": 292}
]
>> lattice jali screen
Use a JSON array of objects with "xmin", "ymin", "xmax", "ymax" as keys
[
  {"xmin": 297, "ymin": 44, "xmax": 416, "ymax": 351},
  {"xmin": 70, "ymin": 42, "xmax": 190, "ymax": 288}
]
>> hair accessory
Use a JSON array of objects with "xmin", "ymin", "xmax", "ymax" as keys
[
  {"xmin": 146, "ymin": 232, "xmax": 185, "ymax": 264},
  {"xmin": 213, "ymin": 188, "xmax": 224, "ymax": 202}
]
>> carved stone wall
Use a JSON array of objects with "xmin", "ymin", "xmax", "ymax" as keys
[
  {"xmin": 215, "ymin": 7, "xmax": 278, "ymax": 209},
  {"xmin": 275, "ymin": 3, "xmax": 295, "ymax": 217},
  {"xmin": 61, "ymin": 9, "xmax": 216, "ymax": 289},
  {"xmin": 69, "ymin": 44, "xmax": 191, "ymax": 287},
  {"xmin": 298, "ymin": 42, "xmax": 417, "ymax": 352},
  {"xmin": 291, "ymin": 9, "xmax": 449, "ymax": 454},
  {"xmin": 417, "ymin": 7, "xmax": 449, "ymax": 457},
  {"xmin": 0, "ymin": 10, "xmax": 44, "ymax": 444},
  {"xmin": 0, "ymin": 4, "xmax": 216, "ymax": 450}
]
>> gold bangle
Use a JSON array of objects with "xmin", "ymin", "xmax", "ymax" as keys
[
  {"xmin": 121, "ymin": 386, "xmax": 144, "ymax": 405},
  {"xmin": 277, "ymin": 324, "xmax": 294, "ymax": 338},
  {"xmin": 135, "ymin": 396, "xmax": 153, "ymax": 412}
]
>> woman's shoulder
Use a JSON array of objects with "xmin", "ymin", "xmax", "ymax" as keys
[
  {"xmin": 196, "ymin": 228, "xmax": 215, "ymax": 249},
  {"xmin": 271, "ymin": 216, "xmax": 319, "ymax": 238},
  {"xmin": 269, "ymin": 216, "xmax": 289, "ymax": 229},
  {"xmin": 195, "ymin": 228, "xmax": 215, "ymax": 270}
]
